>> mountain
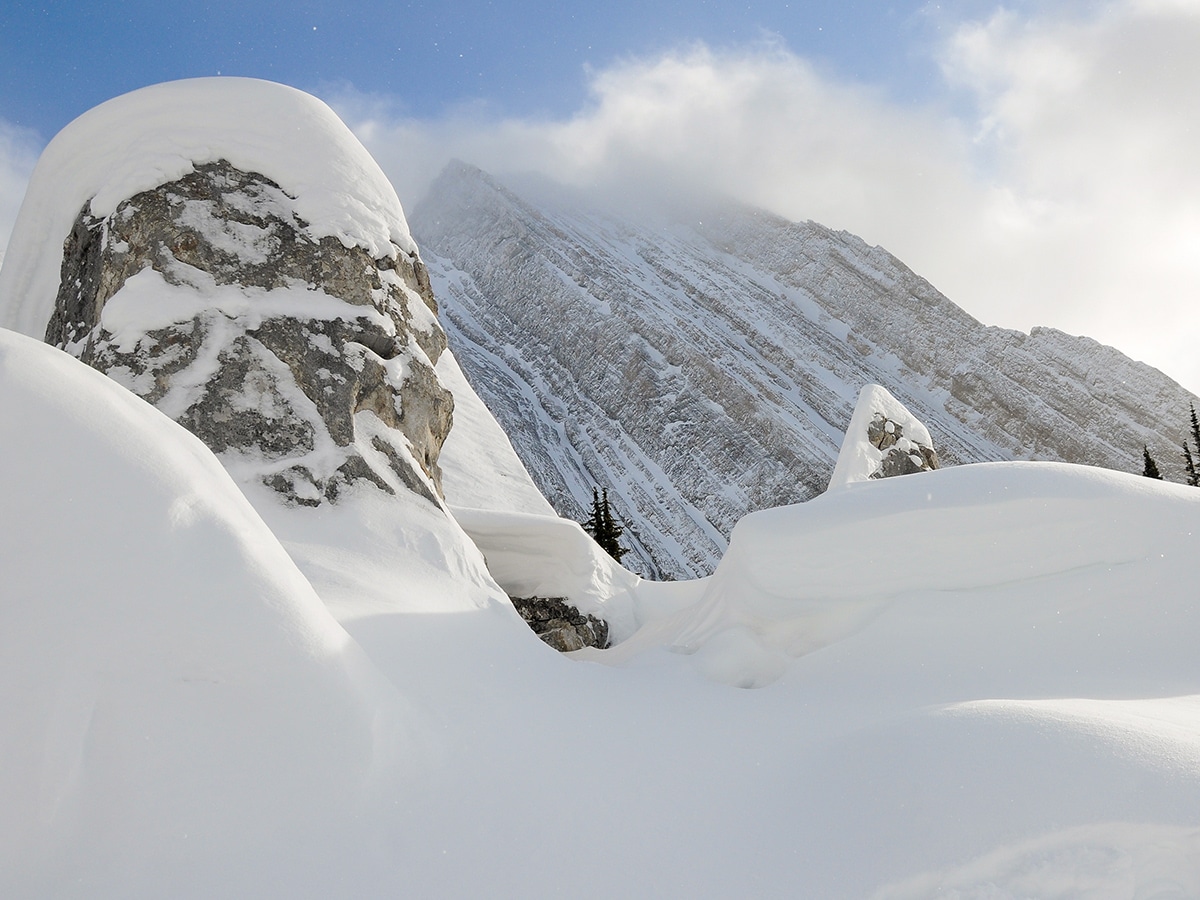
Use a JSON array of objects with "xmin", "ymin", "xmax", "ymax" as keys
[{"xmin": 411, "ymin": 161, "xmax": 1197, "ymax": 578}]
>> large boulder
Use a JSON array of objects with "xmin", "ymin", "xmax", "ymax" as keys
[{"xmin": 0, "ymin": 78, "xmax": 452, "ymax": 508}]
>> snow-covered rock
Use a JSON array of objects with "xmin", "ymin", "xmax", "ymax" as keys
[
  {"xmin": 828, "ymin": 383, "xmax": 938, "ymax": 489},
  {"xmin": 0, "ymin": 77, "xmax": 513, "ymax": 632},
  {"xmin": 0, "ymin": 81, "xmax": 451, "ymax": 507}
]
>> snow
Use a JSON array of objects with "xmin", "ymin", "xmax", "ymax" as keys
[
  {"xmin": 435, "ymin": 347, "xmax": 558, "ymax": 516},
  {"xmin": 452, "ymin": 506, "xmax": 642, "ymax": 640},
  {"xmin": 0, "ymin": 329, "xmax": 410, "ymax": 896},
  {"xmin": 98, "ymin": 266, "xmax": 398, "ymax": 354},
  {"xmin": 0, "ymin": 77, "xmax": 416, "ymax": 340},
  {"xmin": 7, "ymin": 327, "xmax": 1200, "ymax": 895},
  {"xmin": 828, "ymin": 382, "xmax": 935, "ymax": 489}
]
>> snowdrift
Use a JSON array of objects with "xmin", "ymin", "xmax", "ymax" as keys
[
  {"xmin": 666, "ymin": 460, "xmax": 1200, "ymax": 687},
  {"xmin": 7, "ymin": 322, "xmax": 1200, "ymax": 896},
  {"xmin": 0, "ymin": 330, "xmax": 409, "ymax": 896}
]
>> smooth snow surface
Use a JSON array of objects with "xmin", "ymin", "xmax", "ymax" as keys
[
  {"xmin": 436, "ymin": 348, "xmax": 557, "ymax": 516},
  {"xmin": 9, "ymin": 333, "xmax": 1200, "ymax": 897},
  {"xmin": 828, "ymin": 382, "xmax": 934, "ymax": 489},
  {"xmin": 0, "ymin": 77, "xmax": 416, "ymax": 339},
  {"xmin": 0, "ymin": 330, "xmax": 410, "ymax": 896}
]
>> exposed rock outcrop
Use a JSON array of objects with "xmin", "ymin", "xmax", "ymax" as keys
[
  {"xmin": 866, "ymin": 413, "xmax": 939, "ymax": 479},
  {"xmin": 829, "ymin": 385, "xmax": 938, "ymax": 489},
  {"xmin": 47, "ymin": 159, "xmax": 452, "ymax": 506},
  {"xmin": 509, "ymin": 596, "xmax": 610, "ymax": 652}
]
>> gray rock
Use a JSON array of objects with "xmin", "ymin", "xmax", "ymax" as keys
[
  {"xmin": 867, "ymin": 413, "xmax": 939, "ymax": 479},
  {"xmin": 46, "ymin": 160, "xmax": 452, "ymax": 506},
  {"xmin": 509, "ymin": 596, "xmax": 610, "ymax": 651}
]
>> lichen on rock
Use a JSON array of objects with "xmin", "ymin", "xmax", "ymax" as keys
[{"xmin": 46, "ymin": 159, "xmax": 452, "ymax": 506}]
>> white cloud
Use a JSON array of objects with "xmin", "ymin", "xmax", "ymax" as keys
[
  {"xmin": 340, "ymin": 3, "xmax": 1200, "ymax": 394},
  {"xmin": 935, "ymin": 0, "xmax": 1200, "ymax": 391}
]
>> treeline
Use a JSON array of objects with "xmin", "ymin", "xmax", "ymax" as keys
[{"xmin": 1141, "ymin": 402, "xmax": 1200, "ymax": 485}]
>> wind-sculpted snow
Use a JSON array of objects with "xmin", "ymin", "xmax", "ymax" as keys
[
  {"xmin": 0, "ymin": 329, "xmax": 411, "ymax": 895},
  {"xmin": 412, "ymin": 162, "xmax": 1198, "ymax": 578}
]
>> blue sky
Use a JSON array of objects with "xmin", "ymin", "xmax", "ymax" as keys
[
  {"xmin": 0, "ymin": 1, "xmax": 944, "ymax": 139},
  {"xmin": 3, "ymin": 0, "xmax": 1200, "ymax": 398}
]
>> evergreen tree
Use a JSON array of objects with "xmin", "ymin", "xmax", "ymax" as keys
[
  {"xmin": 580, "ymin": 487, "xmax": 629, "ymax": 563},
  {"xmin": 1190, "ymin": 403, "xmax": 1200, "ymax": 463},
  {"xmin": 599, "ymin": 489, "xmax": 628, "ymax": 562},
  {"xmin": 1142, "ymin": 445, "xmax": 1163, "ymax": 479},
  {"xmin": 1183, "ymin": 441, "xmax": 1199, "ymax": 487},
  {"xmin": 583, "ymin": 488, "xmax": 603, "ymax": 535}
]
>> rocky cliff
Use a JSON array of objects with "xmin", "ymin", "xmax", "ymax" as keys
[{"xmin": 412, "ymin": 161, "xmax": 1198, "ymax": 578}]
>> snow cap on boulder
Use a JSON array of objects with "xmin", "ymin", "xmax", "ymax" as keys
[
  {"xmin": 0, "ymin": 77, "xmax": 415, "ymax": 338},
  {"xmin": 828, "ymin": 384, "xmax": 938, "ymax": 490}
]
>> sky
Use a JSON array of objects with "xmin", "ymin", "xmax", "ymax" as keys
[{"xmin": 2, "ymin": 0, "xmax": 1200, "ymax": 395}]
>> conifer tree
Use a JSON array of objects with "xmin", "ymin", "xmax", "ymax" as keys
[
  {"xmin": 583, "ymin": 488, "xmax": 603, "ymax": 536},
  {"xmin": 1183, "ymin": 441, "xmax": 1199, "ymax": 487},
  {"xmin": 580, "ymin": 487, "xmax": 629, "ymax": 563},
  {"xmin": 1190, "ymin": 404, "xmax": 1200, "ymax": 454},
  {"xmin": 1142, "ymin": 445, "xmax": 1163, "ymax": 479},
  {"xmin": 599, "ymin": 489, "xmax": 628, "ymax": 562}
]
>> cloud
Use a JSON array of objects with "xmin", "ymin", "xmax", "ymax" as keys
[
  {"xmin": 0, "ymin": 121, "xmax": 41, "ymax": 263},
  {"xmin": 339, "ymin": 2, "xmax": 1200, "ymax": 394}
]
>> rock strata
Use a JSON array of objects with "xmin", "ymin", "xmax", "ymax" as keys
[
  {"xmin": 47, "ymin": 159, "xmax": 452, "ymax": 506},
  {"xmin": 509, "ymin": 596, "xmax": 610, "ymax": 652}
]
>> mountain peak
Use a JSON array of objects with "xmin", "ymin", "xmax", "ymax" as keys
[{"xmin": 412, "ymin": 165, "xmax": 1198, "ymax": 577}]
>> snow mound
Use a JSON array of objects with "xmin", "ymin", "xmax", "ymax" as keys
[
  {"xmin": 829, "ymin": 383, "xmax": 937, "ymax": 489},
  {"xmin": 0, "ymin": 329, "xmax": 406, "ymax": 894},
  {"xmin": 0, "ymin": 77, "xmax": 415, "ymax": 340},
  {"xmin": 452, "ymin": 507, "xmax": 641, "ymax": 641},
  {"xmin": 660, "ymin": 461, "xmax": 1200, "ymax": 687}
]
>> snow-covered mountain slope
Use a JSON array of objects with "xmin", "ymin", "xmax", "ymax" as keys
[{"xmin": 412, "ymin": 161, "xmax": 1198, "ymax": 578}]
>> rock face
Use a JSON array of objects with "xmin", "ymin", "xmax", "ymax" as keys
[
  {"xmin": 508, "ymin": 596, "xmax": 610, "ymax": 652},
  {"xmin": 47, "ymin": 159, "xmax": 452, "ymax": 506},
  {"xmin": 411, "ymin": 161, "xmax": 1200, "ymax": 577}
]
